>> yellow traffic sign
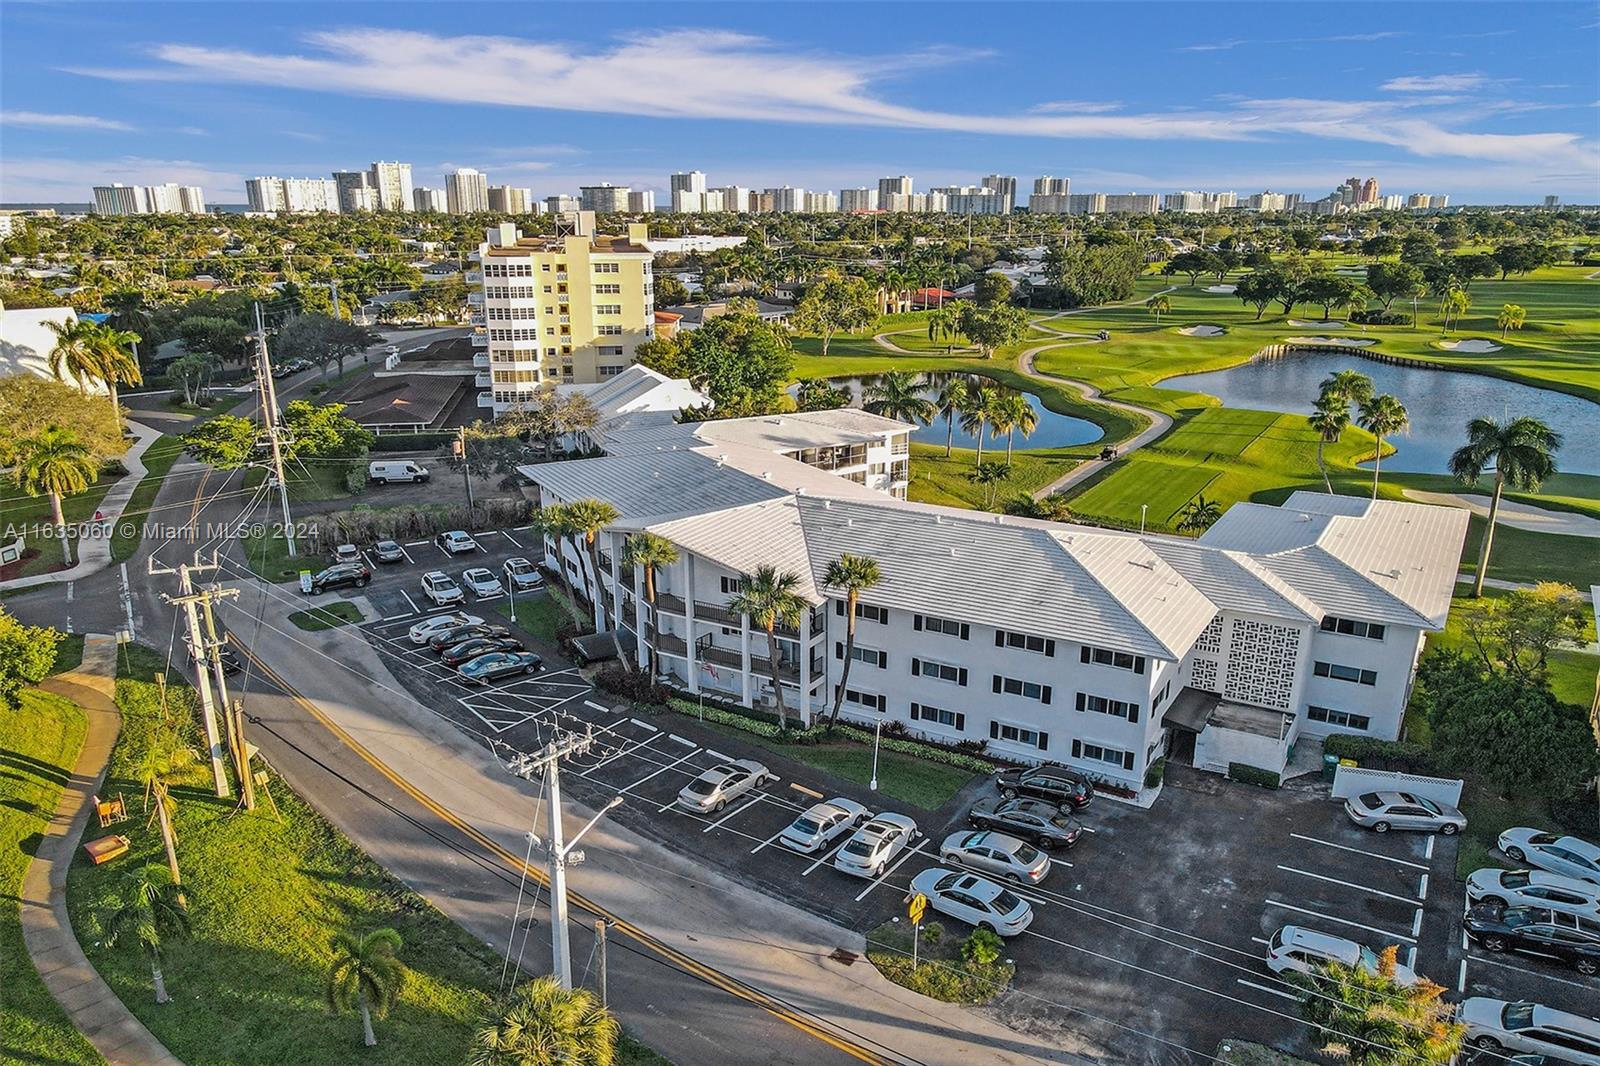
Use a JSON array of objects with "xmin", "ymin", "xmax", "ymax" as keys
[{"xmin": 908, "ymin": 892, "xmax": 928, "ymax": 925}]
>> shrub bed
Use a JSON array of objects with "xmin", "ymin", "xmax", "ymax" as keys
[
  {"xmin": 1349, "ymin": 309, "xmax": 1411, "ymax": 326},
  {"xmin": 864, "ymin": 920, "xmax": 1013, "ymax": 1004},
  {"xmin": 307, "ymin": 498, "xmax": 532, "ymax": 546},
  {"xmin": 1322, "ymin": 734, "xmax": 1440, "ymax": 774},
  {"xmin": 1228, "ymin": 763, "xmax": 1281, "ymax": 789}
]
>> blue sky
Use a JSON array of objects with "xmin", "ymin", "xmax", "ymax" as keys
[{"xmin": 3, "ymin": 1, "xmax": 1597, "ymax": 205}]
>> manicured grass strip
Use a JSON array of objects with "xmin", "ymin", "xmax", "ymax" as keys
[
  {"xmin": 0, "ymin": 688, "xmax": 105, "ymax": 1066},
  {"xmin": 241, "ymin": 526, "xmax": 328, "ymax": 583},
  {"xmin": 111, "ymin": 433, "xmax": 182, "ymax": 564},
  {"xmin": 491, "ymin": 593, "xmax": 566, "ymax": 643},
  {"xmin": 286, "ymin": 600, "xmax": 363, "ymax": 632},
  {"xmin": 1, "ymin": 468, "xmax": 119, "ymax": 581},
  {"xmin": 905, "ymin": 443, "xmax": 1089, "ymax": 510},
  {"xmin": 52, "ymin": 632, "xmax": 87, "ymax": 674}
]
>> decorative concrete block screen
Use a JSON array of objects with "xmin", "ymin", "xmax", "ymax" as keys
[
  {"xmin": 1224, "ymin": 618, "xmax": 1300, "ymax": 711},
  {"xmin": 1331, "ymin": 765, "xmax": 1463, "ymax": 808}
]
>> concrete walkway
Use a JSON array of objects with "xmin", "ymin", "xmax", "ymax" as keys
[
  {"xmin": 3, "ymin": 419, "xmax": 161, "ymax": 593},
  {"xmin": 1406, "ymin": 490, "xmax": 1600, "ymax": 539},
  {"xmin": 21, "ymin": 634, "xmax": 186, "ymax": 1066}
]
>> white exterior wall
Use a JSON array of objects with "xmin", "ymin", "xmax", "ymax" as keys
[
  {"xmin": 1178, "ymin": 609, "xmax": 1313, "ymax": 740},
  {"xmin": 1299, "ymin": 622, "xmax": 1426, "ymax": 742},
  {"xmin": 1193, "ymin": 722, "xmax": 1288, "ymax": 777}
]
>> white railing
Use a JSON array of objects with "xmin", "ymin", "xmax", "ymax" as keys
[{"xmin": 1331, "ymin": 765, "xmax": 1463, "ymax": 807}]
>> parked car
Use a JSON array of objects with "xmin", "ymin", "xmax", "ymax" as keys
[
  {"xmin": 833, "ymin": 813, "xmax": 919, "ymax": 878},
  {"xmin": 676, "ymin": 760, "xmax": 773, "ymax": 814},
  {"xmin": 1343, "ymin": 791, "xmax": 1465, "ymax": 835},
  {"xmin": 908, "ymin": 868, "xmax": 1034, "ymax": 937},
  {"xmin": 371, "ymin": 539, "xmax": 406, "ymax": 564},
  {"xmin": 457, "ymin": 650, "xmax": 542, "ymax": 685},
  {"xmin": 306, "ymin": 562, "xmax": 371, "ymax": 595},
  {"xmin": 503, "ymin": 557, "xmax": 545, "ymax": 592},
  {"xmin": 437, "ymin": 530, "xmax": 479, "ymax": 554},
  {"xmin": 1463, "ymin": 904, "xmax": 1600, "ymax": 976},
  {"xmin": 994, "ymin": 765, "xmax": 1092, "ymax": 810},
  {"xmin": 1264, "ymin": 925, "xmax": 1420, "ymax": 985},
  {"xmin": 462, "ymin": 567, "xmax": 505, "ymax": 598},
  {"xmin": 967, "ymin": 797, "xmax": 1083, "ymax": 850},
  {"xmin": 778, "ymin": 798, "xmax": 869, "ymax": 854},
  {"xmin": 368, "ymin": 460, "xmax": 430, "ymax": 485},
  {"xmin": 938, "ymin": 830, "xmax": 1051, "ymax": 884},
  {"xmin": 1467, "ymin": 869, "xmax": 1600, "ymax": 919},
  {"xmin": 440, "ymin": 636, "xmax": 524, "ymax": 666},
  {"xmin": 407, "ymin": 612, "xmax": 482, "ymax": 644},
  {"xmin": 333, "ymin": 543, "xmax": 362, "ymax": 564},
  {"xmin": 1456, "ymin": 998, "xmax": 1600, "ymax": 1064},
  {"xmin": 421, "ymin": 570, "xmax": 465, "ymax": 606},
  {"xmin": 427, "ymin": 623, "xmax": 511, "ymax": 651},
  {"xmin": 1499, "ymin": 830, "xmax": 1600, "ymax": 886}
]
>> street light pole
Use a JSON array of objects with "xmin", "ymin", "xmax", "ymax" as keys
[
  {"xmin": 869, "ymin": 718, "xmax": 882, "ymax": 792},
  {"xmin": 1140, "ymin": 503, "xmax": 1148, "ymax": 534}
]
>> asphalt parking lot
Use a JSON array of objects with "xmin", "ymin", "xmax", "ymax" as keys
[{"xmin": 284, "ymin": 534, "xmax": 1598, "ymax": 1063}]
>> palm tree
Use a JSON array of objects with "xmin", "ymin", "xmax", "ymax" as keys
[
  {"xmin": 90, "ymin": 322, "xmax": 144, "ymax": 421},
  {"xmin": 926, "ymin": 305, "xmax": 961, "ymax": 353},
  {"xmin": 1292, "ymin": 949, "xmax": 1462, "ymax": 1066},
  {"xmin": 135, "ymin": 720, "xmax": 197, "ymax": 906},
  {"xmin": 862, "ymin": 371, "xmax": 933, "ymax": 427},
  {"xmin": 1306, "ymin": 394, "xmax": 1351, "ymax": 494},
  {"xmin": 46, "ymin": 318, "xmax": 104, "ymax": 396},
  {"xmin": 533, "ymin": 505, "xmax": 580, "ymax": 619},
  {"xmin": 326, "ymin": 928, "xmax": 407, "ymax": 1048},
  {"xmin": 933, "ymin": 377, "xmax": 969, "ymax": 458},
  {"xmin": 103, "ymin": 864, "xmax": 190, "ymax": 1004},
  {"xmin": 823, "ymin": 554, "xmax": 881, "ymax": 728},
  {"xmin": 995, "ymin": 391, "xmax": 1037, "ymax": 466},
  {"xmin": 1358, "ymin": 394, "xmax": 1410, "ymax": 499},
  {"xmin": 1176, "ymin": 494, "xmax": 1223, "ymax": 535},
  {"xmin": 1440, "ymin": 288, "xmax": 1471, "ymax": 333},
  {"xmin": 470, "ymin": 977, "xmax": 619, "ymax": 1066},
  {"xmin": 968, "ymin": 461, "xmax": 1010, "ymax": 508},
  {"xmin": 1449, "ymin": 416, "xmax": 1561, "ymax": 597},
  {"xmin": 1319, "ymin": 369, "xmax": 1374, "ymax": 410},
  {"xmin": 959, "ymin": 385, "xmax": 1001, "ymax": 466},
  {"xmin": 728, "ymin": 566, "xmax": 807, "ymax": 730},
  {"xmin": 1496, "ymin": 303, "xmax": 1526, "ymax": 339},
  {"xmin": 622, "ymin": 532, "xmax": 679, "ymax": 677},
  {"xmin": 1145, "ymin": 293, "xmax": 1171, "ymax": 325},
  {"xmin": 566, "ymin": 499, "xmax": 627, "ymax": 666},
  {"xmin": 14, "ymin": 426, "xmax": 99, "ymax": 565}
]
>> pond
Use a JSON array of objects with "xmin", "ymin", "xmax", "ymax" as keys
[
  {"xmin": 1162, "ymin": 351, "xmax": 1600, "ymax": 475},
  {"xmin": 805, "ymin": 374, "xmax": 1104, "ymax": 451}
]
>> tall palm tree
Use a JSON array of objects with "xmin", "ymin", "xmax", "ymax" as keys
[
  {"xmin": 103, "ymin": 864, "xmax": 190, "ymax": 1004},
  {"xmin": 90, "ymin": 322, "xmax": 144, "ymax": 420},
  {"xmin": 14, "ymin": 426, "xmax": 99, "ymax": 565},
  {"xmin": 995, "ymin": 392, "xmax": 1037, "ymax": 466},
  {"xmin": 728, "ymin": 565, "xmax": 807, "ymax": 730},
  {"xmin": 1319, "ymin": 369, "xmax": 1374, "ymax": 411},
  {"xmin": 933, "ymin": 377, "xmax": 969, "ymax": 458},
  {"xmin": 566, "ymin": 499, "xmax": 626, "ymax": 666},
  {"xmin": 326, "ymin": 928, "xmax": 407, "ymax": 1048},
  {"xmin": 533, "ymin": 505, "xmax": 579, "ymax": 619},
  {"xmin": 959, "ymin": 385, "xmax": 1001, "ymax": 466},
  {"xmin": 862, "ymin": 371, "xmax": 933, "ymax": 427},
  {"xmin": 1357, "ymin": 394, "xmax": 1409, "ymax": 499},
  {"xmin": 823, "ymin": 554, "xmax": 881, "ymax": 728},
  {"xmin": 1496, "ymin": 303, "xmax": 1526, "ymax": 339},
  {"xmin": 1440, "ymin": 288, "xmax": 1471, "ymax": 333},
  {"xmin": 1176, "ymin": 494, "xmax": 1223, "ymax": 535},
  {"xmin": 1449, "ymin": 416, "xmax": 1561, "ymax": 597},
  {"xmin": 926, "ymin": 305, "xmax": 961, "ymax": 353},
  {"xmin": 1306, "ymin": 394, "xmax": 1350, "ymax": 494},
  {"xmin": 135, "ymin": 720, "xmax": 197, "ymax": 907},
  {"xmin": 470, "ymin": 977, "xmax": 619, "ymax": 1066},
  {"xmin": 968, "ymin": 461, "xmax": 1010, "ymax": 508},
  {"xmin": 622, "ymin": 532, "xmax": 679, "ymax": 677},
  {"xmin": 1145, "ymin": 293, "xmax": 1171, "ymax": 325},
  {"xmin": 46, "ymin": 317, "xmax": 104, "ymax": 396}
]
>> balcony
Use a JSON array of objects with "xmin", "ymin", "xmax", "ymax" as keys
[
  {"xmin": 656, "ymin": 632, "xmax": 688, "ymax": 657},
  {"xmin": 656, "ymin": 592, "xmax": 686, "ymax": 614},
  {"xmin": 477, "ymin": 393, "xmax": 494, "ymax": 408},
  {"xmin": 469, "ymin": 311, "xmax": 485, "ymax": 326},
  {"xmin": 471, "ymin": 331, "xmax": 488, "ymax": 348},
  {"xmin": 465, "ymin": 270, "xmax": 482, "ymax": 284},
  {"xmin": 474, "ymin": 372, "xmax": 491, "ymax": 388},
  {"xmin": 472, "ymin": 353, "xmax": 489, "ymax": 368},
  {"xmin": 695, "ymin": 601, "xmax": 740, "ymax": 626},
  {"xmin": 467, "ymin": 292, "xmax": 484, "ymax": 307}
]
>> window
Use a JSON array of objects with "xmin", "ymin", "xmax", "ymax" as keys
[
  {"xmin": 1320, "ymin": 616, "xmax": 1387, "ymax": 641},
  {"xmin": 840, "ymin": 687, "xmax": 885, "ymax": 713},
  {"xmin": 993, "ymin": 674, "xmax": 1052, "ymax": 704},
  {"xmin": 911, "ymin": 703, "xmax": 965, "ymax": 731},
  {"xmin": 1075, "ymin": 691, "xmax": 1140, "ymax": 723},
  {"xmin": 1073, "ymin": 739, "xmax": 1135, "ymax": 771},
  {"xmin": 1153, "ymin": 680, "xmax": 1172, "ymax": 710},
  {"xmin": 599, "ymin": 346, "xmax": 624, "ymax": 357},
  {"xmin": 912, "ymin": 658, "xmax": 966, "ymax": 685},
  {"xmin": 989, "ymin": 721, "xmax": 1048, "ymax": 750},
  {"xmin": 720, "ymin": 576, "xmax": 741, "ymax": 595},
  {"xmin": 597, "ymin": 365, "xmax": 625, "ymax": 378},
  {"xmin": 594, "ymin": 283, "xmax": 621, "ymax": 294},
  {"xmin": 914, "ymin": 613, "xmax": 968, "ymax": 639},
  {"xmin": 1314, "ymin": 661, "xmax": 1377, "ymax": 686},
  {"xmin": 1308, "ymin": 705, "xmax": 1372, "ymax": 731},
  {"xmin": 995, "ymin": 629, "xmax": 1056, "ymax": 656},
  {"xmin": 1081, "ymin": 646, "xmax": 1146, "ymax": 673},
  {"xmin": 596, "ymin": 304, "xmax": 623, "ymax": 315},
  {"xmin": 597, "ymin": 325, "xmax": 623, "ymax": 336},
  {"xmin": 594, "ymin": 262, "xmax": 620, "ymax": 273},
  {"xmin": 835, "ymin": 600, "xmax": 888, "ymax": 624},
  {"xmin": 835, "ymin": 643, "xmax": 886, "ymax": 668}
]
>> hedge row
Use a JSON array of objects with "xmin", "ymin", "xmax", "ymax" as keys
[
  {"xmin": 1228, "ymin": 762, "xmax": 1281, "ymax": 789},
  {"xmin": 1322, "ymin": 734, "xmax": 1439, "ymax": 774},
  {"xmin": 1348, "ymin": 309, "xmax": 1411, "ymax": 326},
  {"xmin": 370, "ymin": 431, "xmax": 456, "ymax": 453}
]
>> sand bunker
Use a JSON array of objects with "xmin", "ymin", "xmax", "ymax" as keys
[
  {"xmin": 1178, "ymin": 324, "xmax": 1226, "ymax": 337},
  {"xmin": 1288, "ymin": 319, "xmax": 1345, "ymax": 328},
  {"xmin": 1285, "ymin": 336, "xmax": 1377, "ymax": 348},
  {"xmin": 1435, "ymin": 338, "xmax": 1502, "ymax": 353},
  {"xmin": 1204, "ymin": 284, "xmax": 1237, "ymax": 294}
]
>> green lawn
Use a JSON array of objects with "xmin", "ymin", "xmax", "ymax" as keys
[
  {"xmin": 1427, "ymin": 587, "xmax": 1598, "ymax": 707},
  {"xmin": 287, "ymin": 600, "xmax": 363, "ymax": 631},
  {"xmin": 111, "ymin": 433, "xmax": 182, "ymax": 564},
  {"xmin": 491, "ymin": 593, "xmax": 566, "ymax": 642},
  {"xmin": 239, "ymin": 526, "xmax": 328, "ymax": 583},
  {"xmin": 905, "ymin": 442, "xmax": 1092, "ymax": 510},
  {"xmin": 65, "ymin": 644, "xmax": 670, "ymax": 1066},
  {"xmin": 1, "ymin": 467, "xmax": 120, "ymax": 580},
  {"xmin": 52, "ymin": 632, "xmax": 87, "ymax": 673},
  {"xmin": 246, "ymin": 460, "xmax": 358, "ymax": 504},
  {"xmin": 0, "ymin": 687, "xmax": 105, "ymax": 1066}
]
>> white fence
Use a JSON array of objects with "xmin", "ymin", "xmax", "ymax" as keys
[{"xmin": 1331, "ymin": 765, "xmax": 1463, "ymax": 808}]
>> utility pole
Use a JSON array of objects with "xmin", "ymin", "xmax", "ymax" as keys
[
  {"xmin": 229, "ymin": 699, "xmax": 256, "ymax": 811},
  {"xmin": 254, "ymin": 302, "xmax": 296, "ymax": 558},
  {"xmin": 152, "ymin": 558, "xmax": 233, "ymax": 797},
  {"xmin": 594, "ymin": 919, "xmax": 608, "ymax": 1006},
  {"xmin": 508, "ymin": 730, "xmax": 622, "ymax": 991}
]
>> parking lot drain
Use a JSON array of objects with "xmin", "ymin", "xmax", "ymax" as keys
[{"xmin": 829, "ymin": 948, "xmax": 859, "ymax": 966}]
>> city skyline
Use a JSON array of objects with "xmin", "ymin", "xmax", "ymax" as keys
[{"xmin": 2, "ymin": 2, "xmax": 1596, "ymax": 205}]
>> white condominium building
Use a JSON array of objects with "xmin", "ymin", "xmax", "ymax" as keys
[
  {"xmin": 248, "ymin": 176, "xmax": 340, "ymax": 214},
  {"xmin": 670, "ymin": 171, "xmax": 707, "ymax": 195},
  {"xmin": 92, "ymin": 182, "xmax": 205, "ymax": 215},
  {"xmin": 487, "ymin": 185, "xmax": 531, "ymax": 214},
  {"xmin": 546, "ymin": 194, "xmax": 581, "ymax": 214},
  {"xmin": 369, "ymin": 161, "xmax": 413, "ymax": 211},
  {"xmin": 804, "ymin": 190, "xmax": 838, "ymax": 213},
  {"xmin": 1033, "ymin": 176, "xmax": 1070, "ymax": 196},
  {"xmin": 521, "ymin": 430, "xmax": 1467, "ymax": 793},
  {"xmin": 982, "ymin": 175, "xmax": 1018, "ymax": 213},
  {"xmin": 413, "ymin": 186, "xmax": 448, "ymax": 212},
  {"xmin": 934, "ymin": 186, "xmax": 1009, "ymax": 215},
  {"xmin": 1102, "ymin": 193, "xmax": 1161, "ymax": 214},
  {"xmin": 627, "ymin": 190, "xmax": 656, "ymax": 213},
  {"xmin": 765, "ymin": 186, "xmax": 805, "ymax": 213},
  {"xmin": 1066, "ymin": 193, "xmax": 1106, "ymax": 215},
  {"xmin": 840, "ymin": 188, "xmax": 878, "ymax": 212},
  {"xmin": 716, "ymin": 186, "xmax": 751, "ymax": 213},
  {"xmin": 878, "ymin": 175, "xmax": 913, "ymax": 201},
  {"xmin": 579, "ymin": 184, "xmax": 631, "ymax": 213},
  {"xmin": 333, "ymin": 171, "xmax": 377, "ymax": 213},
  {"xmin": 447, "ymin": 168, "xmax": 490, "ymax": 214}
]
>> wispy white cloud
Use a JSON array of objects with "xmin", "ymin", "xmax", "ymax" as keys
[
  {"xmin": 0, "ymin": 156, "xmax": 241, "ymax": 201},
  {"xmin": 1028, "ymin": 100, "xmax": 1124, "ymax": 114},
  {"xmin": 1182, "ymin": 31, "xmax": 1405, "ymax": 53},
  {"xmin": 1, "ymin": 110, "xmax": 134, "ymax": 131},
  {"xmin": 281, "ymin": 130, "xmax": 326, "ymax": 142},
  {"xmin": 1382, "ymin": 73, "xmax": 1487, "ymax": 92}
]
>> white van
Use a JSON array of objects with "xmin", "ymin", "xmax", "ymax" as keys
[{"xmin": 368, "ymin": 460, "xmax": 430, "ymax": 485}]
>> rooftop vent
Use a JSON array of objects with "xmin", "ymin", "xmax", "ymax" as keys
[
  {"xmin": 823, "ymin": 500, "xmax": 832, "ymax": 509},
  {"xmin": 1297, "ymin": 513, "xmax": 1312, "ymax": 522},
  {"xmin": 761, "ymin": 471, "xmax": 771, "ymax": 480},
  {"xmin": 949, "ymin": 547, "xmax": 958, "ymax": 558}
]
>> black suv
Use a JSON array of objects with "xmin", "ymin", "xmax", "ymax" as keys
[
  {"xmin": 994, "ymin": 764, "xmax": 1093, "ymax": 810},
  {"xmin": 307, "ymin": 562, "xmax": 371, "ymax": 594},
  {"xmin": 1463, "ymin": 903, "xmax": 1600, "ymax": 976}
]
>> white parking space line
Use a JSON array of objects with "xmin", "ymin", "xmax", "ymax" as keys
[
  {"xmin": 667, "ymin": 734, "xmax": 696, "ymax": 747},
  {"xmin": 400, "ymin": 590, "xmax": 420, "ymax": 613},
  {"xmin": 500, "ymin": 530, "xmax": 522, "ymax": 546},
  {"xmin": 580, "ymin": 733, "xmax": 661, "ymax": 778},
  {"xmin": 1412, "ymin": 910, "xmax": 1423, "ymax": 937},
  {"xmin": 404, "ymin": 539, "xmax": 427, "ymax": 547},
  {"xmin": 703, "ymin": 795, "xmax": 765, "ymax": 834},
  {"xmin": 628, "ymin": 717, "xmax": 658, "ymax": 732},
  {"xmin": 1418, "ymin": 873, "xmax": 1429, "ymax": 899},
  {"xmin": 1425, "ymin": 836, "xmax": 1435, "ymax": 861},
  {"xmin": 750, "ymin": 826, "xmax": 792, "ymax": 856},
  {"xmin": 1466, "ymin": 951, "xmax": 1599, "ymax": 990},
  {"xmin": 1276, "ymin": 865, "xmax": 1423, "ymax": 906},
  {"xmin": 1235, "ymin": 978, "xmax": 1300, "ymax": 1002},
  {"xmin": 854, "ymin": 841, "xmax": 930, "ymax": 903},
  {"xmin": 803, "ymin": 838, "xmax": 852, "ymax": 876},
  {"xmin": 1263, "ymin": 899, "xmax": 1416, "ymax": 943},
  {"xmin": 617, "ymin": 750, "xmax": 701, "ymax": 798},
  {"xmin": 790, "ymin": 783, "xmax": 823, "ymax": 800},
  {"xmin": 1457, "ymin": 959, "xmax": 1468, "ymax": 993},
  {"xmin": 1251, "ymin": 936, "xmax": 1271, "ymax": 947},
  {"xmin": 586, "ymin": 700, "xmax": 611, "ymax": 713},
  {"xmin": 705, "ymin": 749, "xmax": 731, "ymax": 762},
  {"xmin": 1288, "ymin": 833, "xmax": 1429, "ymax": 871},
  {"xmin": 398, "ymin": 543, "xmax": 415, "ymax": 564}
]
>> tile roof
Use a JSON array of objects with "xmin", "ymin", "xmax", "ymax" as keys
[{"xmin": 604, "ymin": 408, "xmax": 910, "ymax": 455}]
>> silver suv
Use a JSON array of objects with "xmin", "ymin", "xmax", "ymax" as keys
[{"xmin": 1457, "ymin": 999, "xmax": 1600, "ymax": 1065}]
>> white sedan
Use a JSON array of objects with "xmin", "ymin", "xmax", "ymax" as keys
[
  {"xmin": 833, "ymin": 813, "xmax": 919, "ymax": 878},
  {"xmin": 436, "ymin": 530, "xmax": 480, "ymax": 555},
  {"xmin": 461, "ymin": 567, "xmax": 505, "ymax": 598},
  {"xmin": 779, "ymin": 798, "xmax": 869, "ymax": 854},
  {"xmin": 676, "ymin": 760, "xmax": 773, "ymax": 814},
  {"xmin": 908, "ymin": 867, "xmax": 1034, "ymax": 937},
  {"xmin": 1467, "ymin": 868, "xmax": 1600, "ymax": 918},
  {"xmin": 1498, "ymin": 829, "xmax": 1600, "ymax": 885},
  {"xmin": 407, "ymin": 611, "xmax": 483, "ymax": 644}
]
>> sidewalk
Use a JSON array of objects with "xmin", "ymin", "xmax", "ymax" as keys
[
  {"xmin": 2, "ymin": 419, "xmax": 162, "ymax": 593},
  {"xmin": 21, "ymin": 634, "xmax": 185, "ymax": 1066}
]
